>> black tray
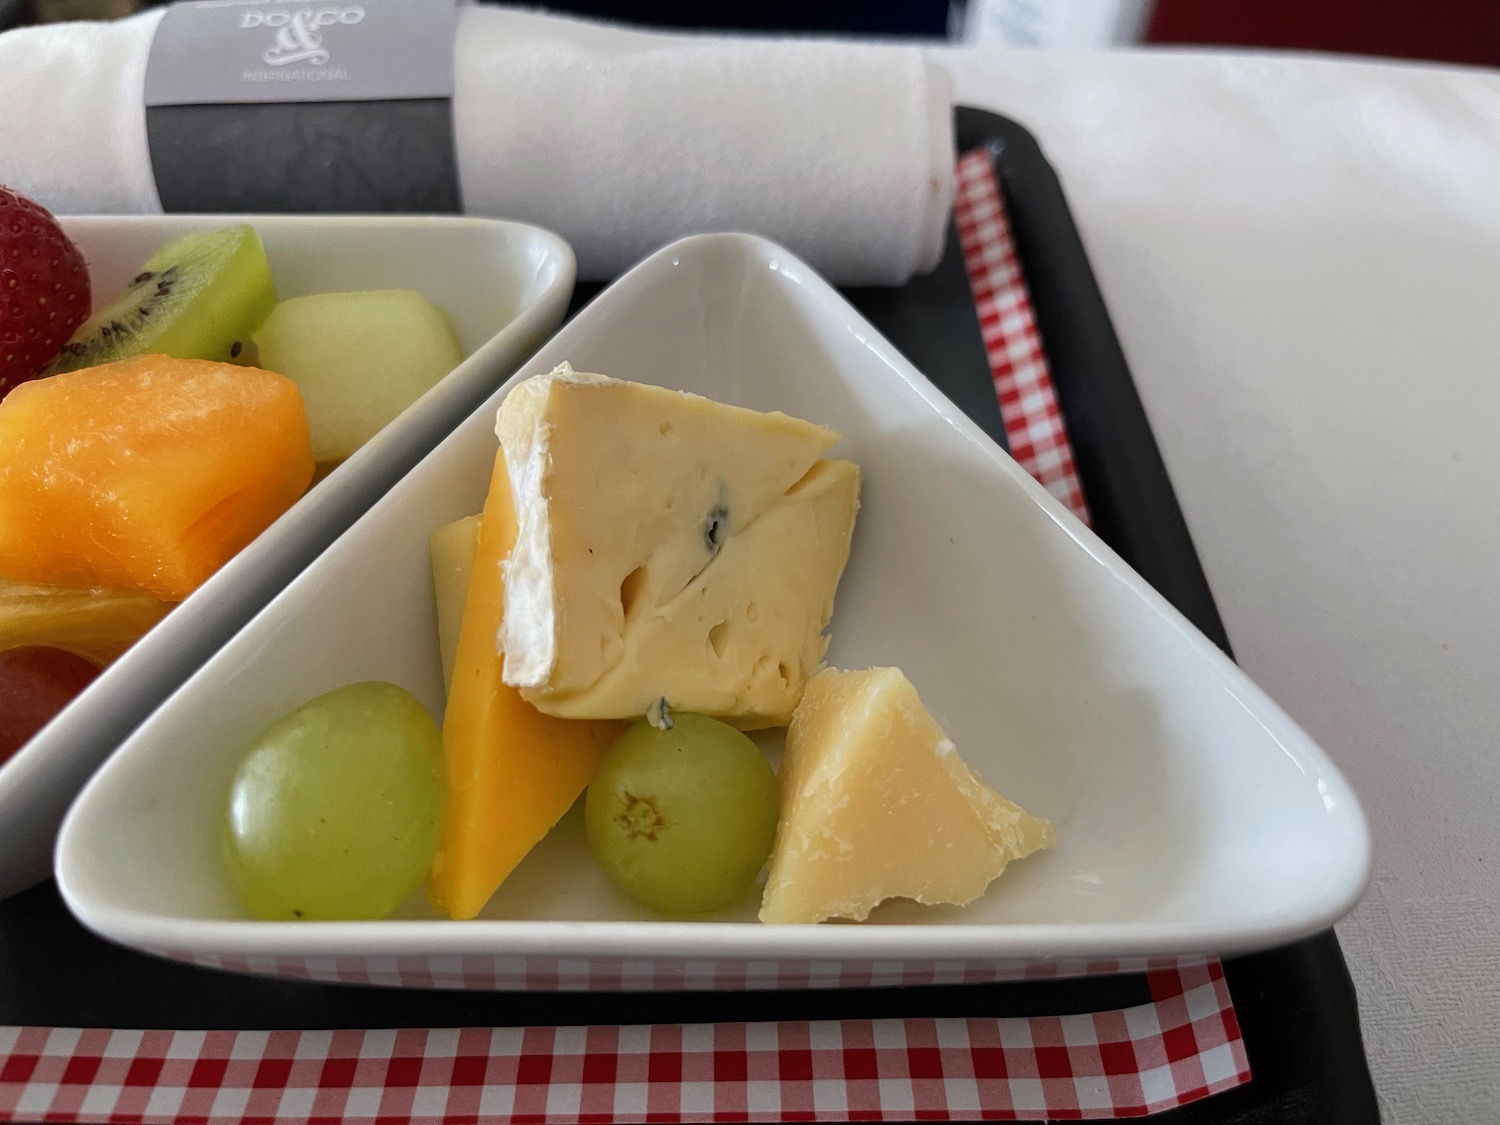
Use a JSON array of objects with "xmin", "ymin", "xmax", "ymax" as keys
[
  {"xmin": 944, "ymin": 107, "xmax": 1381, "ymax": 1125},
  {"xmin": 0, "ymin": 108, "xmax": 1377, "ymax": 1124}
]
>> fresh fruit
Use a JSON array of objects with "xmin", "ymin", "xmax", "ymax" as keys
[
  {"xmin": 0, "ymin": 579, "xmax": 172, "ymax": 666},
  {"xmin": 429, "ymin": 513, "xmax": 481, "ymax": 693},
  {"xmin": 46, "ymin": 224, "xmax": 276, "ymax": 374},
  {"xmin": 254, "ymin": 290, "xmax": 464, "ymax": 463},
  {"xmin": 428, "ymin": 451, "xmax": 621, "ymax": 921},
  {"xmin": 0, "ymin": 355, "xmax": 314, "ymax": 601},
  {"xmin": 222, "ymin": 681, "xmax": 445, "ymax": 921},
  {"xmin": 0, "ymin": 646, "xmax": 100, "ymax": 765},
  {"xmin": 0, "ymin": 187, "xmax": 90, "ymax": 396},
  {"xmin": 585, "ymin": 713, "xmax": 779, "ymax": 914},
  {"xmin": 760, "ymin": 668, "xmax": 1055, "ymax": 925}
]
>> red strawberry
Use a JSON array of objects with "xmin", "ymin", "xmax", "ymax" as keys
[{"xmin": 0, "ymin": 186, "xmax": 91, "ymax": 397}]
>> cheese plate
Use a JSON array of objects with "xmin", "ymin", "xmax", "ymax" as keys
[{"xmin": 54, "ymin": 232, "xmax": 1370, "ymax": 989}]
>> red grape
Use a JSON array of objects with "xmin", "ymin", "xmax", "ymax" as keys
[{"xmin": 0, "ymin": 646, "xmax": 100, "ymax": 765}]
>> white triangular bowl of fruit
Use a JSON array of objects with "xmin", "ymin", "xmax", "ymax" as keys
[
  {"xmin": 53, "ymin": 233, "xmax": 1369, "ymax": 991},
  {"xmin": 0, "ymin": 194, "xmax": 575, "ymax": 901}
]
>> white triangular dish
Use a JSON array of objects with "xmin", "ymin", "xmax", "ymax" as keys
[{"xmin": 55, "ymin": 234, "xmax": 1370, "ymax": 991}]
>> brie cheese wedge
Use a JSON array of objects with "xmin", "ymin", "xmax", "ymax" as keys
[{"xmin": 495, "ymin": 365, "xmax": 860, "ymax": 727}]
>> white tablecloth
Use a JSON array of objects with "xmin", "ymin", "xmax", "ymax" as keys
[{"xmin": 931, "ymin": 43, "xmax": 1500, "ymax": 1123}]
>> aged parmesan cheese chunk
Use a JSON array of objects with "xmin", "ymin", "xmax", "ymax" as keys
[
  {"xmin": 429, "ymin": 513, "xmax": 481, "ymax": 693},
  {"xmin": 760, "ymin": 667, "xmax": 1055, "ymax": 924},
  {"xmin": 495, "ymin": 366, "xmax": 859, "ymax": 727}
]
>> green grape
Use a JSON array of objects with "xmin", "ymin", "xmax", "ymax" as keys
[
  {"xmin": 584, "ymin": 713, "xmax": 779, "ymax": 914},
  {"xmin": 222, "ymin": 681, "xmax": 444, "ymax": 921}
]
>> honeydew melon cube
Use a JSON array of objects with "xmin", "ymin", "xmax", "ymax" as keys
[{"xmin": 254, "ymin": 290, "xmax": 464, "ymax": 464}]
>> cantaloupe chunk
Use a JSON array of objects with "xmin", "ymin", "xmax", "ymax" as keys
[
  {"xmin": 428, "ymin": 450, "xmax": 622, "ymax": 921},
  {"xmin": 0, "ymin": 355, "xmax": 314, "ymax": 601},
  {"xmin": 0, "ymin": 579, "xmax": 172, "ymax": 666}
]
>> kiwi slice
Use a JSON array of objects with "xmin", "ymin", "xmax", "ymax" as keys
[{"xmin": 47, "ymin": 224, "xmax": 277, "ymax": 374}]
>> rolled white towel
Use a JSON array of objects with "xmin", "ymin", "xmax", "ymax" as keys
[
  {"xmin": 0, "ymin": 7, "xmax": 163, "ymax": 214},
  {"xmin": 0, "ymin": 6, "xmax": 955, "ymax": 285}
]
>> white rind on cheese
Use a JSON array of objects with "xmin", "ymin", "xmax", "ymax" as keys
[
  {"xmin": 760, "ymin": 667, "xmax": 1056, "ymax": 924},
  {"xmin": 494, "ymin": 365, "xmax": 856, "ymax": 727},
  {"xmin": 493, "ymin": 367, "xmax": 605, "ymax": 685}
]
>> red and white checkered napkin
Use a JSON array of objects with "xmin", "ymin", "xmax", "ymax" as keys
[
  {"xmin": 0, "ymin": 963, "xmax": 1245, "ymax": 1123},
  {"xmin": 0, "ymin": 152, "xmax": 1249, "ymax": 1123},
  {"xmin": 954, "ymin": 149, "xmax": 1091, "ymax": 524}
]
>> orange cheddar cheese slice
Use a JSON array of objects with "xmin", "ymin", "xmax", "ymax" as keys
[{"xmin": 427, "ymin": 449, "xmax": 621, "ymax": 920}]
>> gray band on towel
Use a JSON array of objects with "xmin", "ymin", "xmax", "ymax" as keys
[
  {"xmin": 144, "ymin": 0, "xmax": 460, "ymax": 214},
  {"xmin": 147, "ymin": 101, "xmax": 461, "ymax": 213}
]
